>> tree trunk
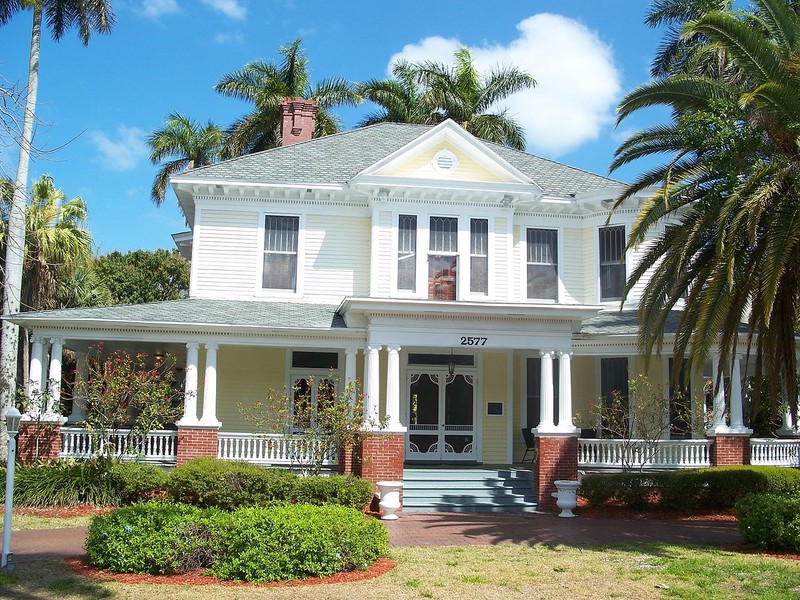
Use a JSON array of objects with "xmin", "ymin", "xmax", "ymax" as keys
[{"xmin": 1, "ymin": 5, "xmax": 41, "ymax": 456}]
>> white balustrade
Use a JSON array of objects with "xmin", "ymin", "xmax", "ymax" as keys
[
  {"xmin": 217, "ymin": 433, "xmax": 338, "ymax": 467},
  {"xmin": 577, "ymin": 438, "xmax": 712, "ymax": 470},
  {"xmin": 60, "ymin": 426, "xmax": 177, "ymax": 464},
  {"xmin": 750, "ymin": 438, "xmax": 800, "ymax": 467}
]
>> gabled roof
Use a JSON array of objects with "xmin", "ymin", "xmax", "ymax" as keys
[{"xmin": 173, "ymin": 122, "xmax": 622, "ymax": 198}]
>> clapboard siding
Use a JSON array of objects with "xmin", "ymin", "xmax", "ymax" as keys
[
  {"xmin": 193, "ymin": 209, "xmax": 260, "ymax": 298},
  {"xmin": 304, "ymin": 214, "xmax": 370, "ymax": 299},
  {"xmin": 384, "ymin": 144, "xmax": 505, "ymax": 182},
  {"xmin": 582, "ymin": 227, "xmax": 597, "ymax": 304},
  {"xmin": 482, "ymin": 352, "xmax": 509, "ymax": 463},
  {"xmin": 493, "ymin": 216, "xmax": 509, "ymax": 301},
  {"xmin": 375, "ymin": 210, "xmax": 393, "ymax": 297},
  {"xmin": 512, "ymin": 224, "xmax": 523, "ymax": 301},
  {"xmin": 561, "ymin": 227, "xmax": 584, "ymax": 304}
]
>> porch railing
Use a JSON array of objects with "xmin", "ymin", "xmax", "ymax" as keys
[
  {"xmin": 60, "ymin": 426, "xmax": 178, "ymax": 464},
  {"xmin": 578, "ymin": 438, "xmax": 713, "ymax": 470},
  {"xmin": 217, "ymin": 433, "xmax": 338, "ymax": 467},
  {"xmin": 750, "ymin": 438, "xmax": 800, "ymax": 467}
]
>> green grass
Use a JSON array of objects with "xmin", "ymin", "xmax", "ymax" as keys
[
  {"xmin": 1, "ymin": 511, "xmax": 94, "ymax": 530},
  {"xmin": 0, "ymin": 543, "xmax": 797, "ymax": 599}
]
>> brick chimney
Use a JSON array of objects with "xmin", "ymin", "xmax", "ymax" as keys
[{"xmin": 279, "ymin": 97, "xmax": 318, "ymax": 146}]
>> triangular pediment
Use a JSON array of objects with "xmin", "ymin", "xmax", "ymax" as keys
[{"xmin": 351, "ymin": 120, "xmax": 543, "ymax": 198}]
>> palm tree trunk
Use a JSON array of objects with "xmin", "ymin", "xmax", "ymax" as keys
[{"xmin": 1, "ymin": 4, "xmax": 41, "ymax": 446}]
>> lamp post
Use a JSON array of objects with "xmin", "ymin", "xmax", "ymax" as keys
[{"xmin": 2, "ymin": 406, "xmax": 21, "ymax": 571}]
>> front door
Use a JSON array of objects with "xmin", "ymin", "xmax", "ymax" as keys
[{"xmin": 406, "ymin": 371, "xmax": 476, "ymax": 461}]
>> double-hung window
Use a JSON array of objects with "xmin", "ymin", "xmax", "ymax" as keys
[
  {"xmin": 599, "ymin": 225, "xmax": 625, "ymax": 301},
  {"xmin": 397, "ymin": 215, "xmax": 417, "ymax": 292},
  {"xmin": 470, "ymin": 219, "xmax": 488, "ymax": 295},
  {"xmin": 263, "ymin": 215, "xmax": 299, "ymax": 291},
  {"xmin": 428, "ymin": 216, "xmax": 458, "ymax": 300},
  {"xmin": 526, "ymin": 228, "xmax": 558, "ymax": 301}
]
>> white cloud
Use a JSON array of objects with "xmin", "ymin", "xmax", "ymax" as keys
[
  {"xmin": 138, "ymin": 0, "xmax": 179, "ymax": 18},
  {"xmin": 389, "ymin": 14, "xmax": 622, "ymax": 157},
  {"xmin": 89, "ymin": 125, "xmax": 149, "ymax": 171},
  {"xmin": 201, "ymin": 0, "xmax": 246, "ymax": 20},
  {"xmin": 214, "ymin": 32, "xmax": 244, "ymax": 44}
]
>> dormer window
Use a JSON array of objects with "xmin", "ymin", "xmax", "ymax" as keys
[{"xmin": 263, "ymin": 215, "xmax": 299, "ymax": 290}]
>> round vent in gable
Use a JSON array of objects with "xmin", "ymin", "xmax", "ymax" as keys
[{"xmin": 432, "ymin": 149, "xmax": 458, "ymax": 173}]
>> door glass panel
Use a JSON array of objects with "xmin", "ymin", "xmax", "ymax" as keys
[
  {"xmin": 445, "ymin": 374, "xmax": 473, "ymax": 426},
  {"xmin": 410, "ymin": 374, "xmax": 439, "ymax": 425}
]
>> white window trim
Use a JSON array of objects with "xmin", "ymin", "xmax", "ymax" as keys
[
  {"xmin": 523, "ymin": 226, "xmax": 561, "ymax": 303},
  {"xmin": 393, "ymin": 212, "xmax": 419, "ymax": 298},
  {"xmin": 466, "ymin": 217, "xmax": 492, "ymax": 301},
  {"xmin": 255, "ymin": 211, "xmax": 306, "ymax": 298},
  {"xmin": 596, "ymin": 224, "xmax": 627, "ymax": 305},
  {"xmin": 426, "ymin": 213, "xmax": 461, "ymax": 301}
]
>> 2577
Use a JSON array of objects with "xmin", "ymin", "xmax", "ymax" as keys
[{"xmin": 460, "ymin": 336, "xmax": 487, "ymax": 346}]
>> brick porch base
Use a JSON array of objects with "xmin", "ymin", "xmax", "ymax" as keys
[
  {"xmin": 711, "ymin": 434, "xmax": 750, "ymax": 466},
  {"xmin": 535, "ymin": 435, "xmax": 579, "ymax": 511},
  {"xmin": 17, "ymin": 423, "xmax": 61, "ymax": 464},
  {"xmin": 176, "ymin": 426, "xmax": 219, "ymax": 465}
]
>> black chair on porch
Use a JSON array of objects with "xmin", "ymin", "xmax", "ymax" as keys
[{"xmin": 520, "ymin": 428, "xmax": 538, "ymax": 464}]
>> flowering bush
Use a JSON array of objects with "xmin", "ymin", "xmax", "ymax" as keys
[{"xmin": 76, "ymin": 345, "xmax": 183, "ymax": 459}]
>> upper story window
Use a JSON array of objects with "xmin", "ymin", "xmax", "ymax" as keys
[
  {"xmin": 470, "ymin": 219, "xmax": 488, "ymax": 295},
  {"xmin": 599, "ymin": 225, "xmax": 625, "ymax": 301},
  {"xmin": 428, "ymin": 216, "xmax": 458, "ymax": 300},
  {"xmin": 397, "ymin": 215, "xmax": 417, "ymax": 292},
  {"xmin": 526, "ymin": 228, "xmax": 558, "ymax": 301},
  {"xmin": 263, "ymin": 215, "xmax": 299, "ymax": 291}
]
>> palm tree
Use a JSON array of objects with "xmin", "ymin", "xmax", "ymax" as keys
[
  {"xmin": 412, "ymin": 46, "xmax": 536, "ymax": 150},
  {"xmin": 358, "ymin": 60, "xmax": 436, "ymax": 127},
  {"xmin": 0, "ymin": 0, "xmax": 113, "ymax": 427},
  {"xmin": 147, "ymin": 112, "xmax": 224, "ymax": 205},
  {"xmin": 611, "ymin": 0, "xmax": 800, "ymax": 423},
  {"xmin": 215, "ymin": 38, "xmax": 361, "ymax": 156}
]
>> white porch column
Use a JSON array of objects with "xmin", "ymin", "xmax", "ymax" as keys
[
  {"xmin": 709, "ymin": 353, "xmax": 729, "ymax": 434},
  {"xmin": 177, "ymin": 342, "xmax": 200, "ymax": 426},
  {"xmin": 199, "ymin": 343, "xmax": 221, "ymax": 427},
  {"xmin": 26, "ymin": 335, "xmax": 46, "ymax": 416},
  {"xmin": 728, "ymin": 354, "xmax": 751, "ymax": 433},
  {"xmin": 364, "ymin": 345, "xmax": 381, "ymax": 426},
  {"xmin": 535, "ymin": 350, "xmax": 556, "ymax": 433},
  {"xmin": 385, "ymin": 345, "xmax": 404, "ymax": 431},
  {"xmin": 68, "ymin": 350, "xmax": 88, "ymax": 423},
  {"xmin": 344, "ymin": 347, "xmax": 358, "ymax": 405},
  {"xmin": 45, "ymin": 337, "xmax": 65, "ymax": 420},
  {"xmin": 556, "ymin": 351, "xmax": 579, "ymax": 433}
]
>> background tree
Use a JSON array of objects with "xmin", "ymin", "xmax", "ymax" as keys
[
  {"xmin": 94, "ymin": 249, "xmax": 189, "ymax": 305},
  {"xmin": 412, "ymin": 46, "xmax": 536, "ymax": 150},
  {"xmin": 0, "ymin": 0, "xmax": 114, "ymax": 442},
  {"xmin": 147, "ymin": 112, "xmax": 224, "ymax": 206},
  {"xmin": 612, "ymin": 0, "xmax": 800, "ymax": 423},
  {"xmin": 215, "ymin": 38, "xmax": 361, "ymax": 156},
  {"xmin": 358, "ymin": 60, "xmax": 436, "ymax": 127}
]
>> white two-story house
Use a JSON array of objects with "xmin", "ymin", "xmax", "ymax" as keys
[{"xmin": 11, "ymin": 99, "xmax": 781, "ymax": 509}]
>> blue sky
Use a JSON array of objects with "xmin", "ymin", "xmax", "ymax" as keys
[{"xmin": 1, "ymin": 1, "xmax": 667, "ymax": 254}]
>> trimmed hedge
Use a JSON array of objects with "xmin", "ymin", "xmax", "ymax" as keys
[
  {"xmin": 580, "ymin": 466, "xmax": 800, "ymax": 511},
  {"xmin": 85, "ymin": 501, "xmax": 388, "ymax": 581},
  {"xmin": 166, "ymin": 458, "xmax": 373, "ymax": 510},
  {"xmin": 735, "ymin": 493, "xmax": 800, "ymax": 552},
  {"xmin": 108, "ymin": 461, "xmax": 169, "ymax": 503}
]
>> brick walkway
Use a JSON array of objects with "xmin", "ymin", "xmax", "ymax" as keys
[{"xmin": 10, "ymin": 513, "xmax": 741, "ymax": 561}]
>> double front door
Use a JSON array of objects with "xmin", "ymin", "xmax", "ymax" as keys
[{"xmin": 406, "ymin": 370, "xmax": 476, "ymax": 461}]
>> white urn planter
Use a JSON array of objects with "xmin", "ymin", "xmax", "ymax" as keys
[
  {"xmin": 376, "ymin": 480, "xmax": 403, "ymax": 520},
  {"xmin": 552, "ymin": 480, "xmax": 580, "ymax": 518}
]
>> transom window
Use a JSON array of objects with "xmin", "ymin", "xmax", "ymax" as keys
[
  {"xmin": 428, "ymin": 216, "xmax": 458, "ymax": 300},
  {"xmin": 526, "ymin": 228, "xmax": 558, "ymax": 300},
  {"xmin": 599, "ymin": 225, "xmax": 625, "ymax": 301},
  {"xmin": 397, "ymin": 215, "xmax": 417, "ymax": 292},
  {"xmin": 263, "ymin": 215, "xmax": 299, "ymax": 291},
  {"xmin": 470, "ymin": 219, "xmax": 488, "ymax": 295}
]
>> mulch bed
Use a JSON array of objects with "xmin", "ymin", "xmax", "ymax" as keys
[
  {"xmin": 66, "ymin": 556, "xmax": 397, "ymax": 587},
  {"xmin": 576, "ymin": 497, "xmax": 737, "ymax": 521},
  {"xmin": 16, "ymin": 505, "xmax": 113, "ymax": 518}
]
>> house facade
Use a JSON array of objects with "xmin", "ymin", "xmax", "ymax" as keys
[{"xmin": 8, "ymin": 100, "xmax": 798, "ymax": 509}]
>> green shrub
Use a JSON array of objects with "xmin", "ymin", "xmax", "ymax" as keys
[
  {"xmin": 292, "ymin": 475, "xmax": 374, "ymax": 509},
  {"xmin": 580, "ymin": 466, "xmax": 800, "ymax": 512},
  {"xmin": 86, "ymin": 502, "xmax": 388, "ymax": 581},
  {"xmin": 210, "ymin": 504, "xmax": 388, "ymax": 582},
  {"xmin": 85, "ymin": 501, "xmax": 217, "ymax": 574},
  {"xmin": 108, "ymin": 461, "xmax": 169, "ymax": 503},
  {"xmin": 735, "ymin": 493, "xmax": 800, "ymax": 552},
  {"xmin": 166, "ymin": 458, "xmax": 296, "ymax": 509},
  {"xmin": 14, "ymin": 459, "xmax": 119, "ymax": 506}
]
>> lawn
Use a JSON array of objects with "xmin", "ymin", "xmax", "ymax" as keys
[{"xmin": 0, "ymin": 542, "xmax": 798, "ymax": 599}]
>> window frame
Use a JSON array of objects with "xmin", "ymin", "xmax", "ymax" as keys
[
  {"xmin": 396, "ymin": 214, "xmax": 418, "ymax": 294},
  {"xmin": 598, "ymin": 225, "xmax": 626, "ymax": 303},
  {"xmin": 525, "ymin": 227, "xmax": 559, "ymax": 302},
  {"xmin": 257, "ymin": 212, "xmax": 305, "ymax": 297},
  {"xmin": 427, "ymin": 215, "xmax": 460, "ymax": 301},
  {"xmin": 469, "ymin": 218, "xmax": 489, "ymax": 296}
]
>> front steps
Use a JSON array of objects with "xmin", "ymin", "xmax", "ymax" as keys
[{"xmin": 402, "ymin": 467, "xmax": 538, "ymax": 513}]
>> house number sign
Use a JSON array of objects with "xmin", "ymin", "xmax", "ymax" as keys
[{"xmin": 460, "ymin": 336, "xmax": 488, "ymax": 346}]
